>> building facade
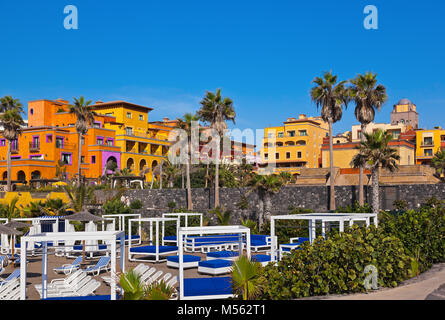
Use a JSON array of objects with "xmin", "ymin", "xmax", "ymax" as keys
[{"xmin": 415, "ymin": 127, "xmax": 445, "ymax": 165}]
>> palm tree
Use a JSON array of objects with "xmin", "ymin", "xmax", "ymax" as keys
[
  {"xmin": 68, "ymin": 97, "xmax": 96, "ymax": 185},
  {"xmin": 351, "ymin": 129, "xmax": 399, "ymax": 213},
  {"xmin": 197, "ymin": 89, "xmax": 236, "ymax": 208},
  {"xmin": 349, "ymin": 72, "xmax": 387, "ymax": 205},
  {"xmin": 162, "ymin": 160, "xmax": 181, "ymax": 188},
  {"xmin": 431, "ymin": 150, "xmax": 445, "ymax": 181},
  {"xmin": 311, "ymin": 71, "xmax": 349, "ymax": 211},
  {"xmin": 248, "ymin": 174, "xmax": 283, "ymax": 227},
  {"xmin": 176, "ymin": 113, "xmax": 200, "ymax": 210},
  {"xmin": 0, "ymin": 96, "xmax": 24, "ymax": 114},
  {"xmin": 63, "ymin": 184, "xmax": 95, "ymax": 212},
  {"xmin": 0, "ymin": 109, "xmax": 25, "ymax": 191},
  {"xmin": 231, "ymin": 255, "xmax": 263, "ymax": 300}
]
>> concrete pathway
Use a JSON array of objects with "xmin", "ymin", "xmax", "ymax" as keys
[{"xmin": 314, "ymin": 263, "xmax": 445, "ymax": 300}]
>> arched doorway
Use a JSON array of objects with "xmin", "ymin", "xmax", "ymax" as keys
[
  {"xmin": 126, "ymin": 158, "xmax": 134, "ymax": 171},
  {"xmin": 105, "ymin": 156, "xmax": 118, "ymax": 172},
  {"xmin": 31, "ymin": 170, "xmax": 41, "ymax": 180},
  {"xmin": 2, "ymin": 172, "xmax": 7, "ymax": 180},
  {"xmin": 17, "ymin": 171, "xmax": 26, "ymax": 182},
  {"xmin": 140, "ymin": 159, "xmax": 147, "ymax": 171}
]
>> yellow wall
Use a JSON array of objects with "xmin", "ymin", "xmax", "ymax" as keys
[
  {"xmin": 416, "ymin": 129, "xmax": 445, "ymax": 164},
  {"xmin": 0, "ymin": 192, "xmax": 69, "ymax": 216}
]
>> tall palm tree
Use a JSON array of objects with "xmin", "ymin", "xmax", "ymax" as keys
[
  {"xmin": 197, "ymin": 89, "xmax": 236, "ymax": 208},
  {"xmin": 248, "ymin": 174, "xmax": 283, "ymax": 227},
  {"xmin": 431, "ymin": 150, "xmax": 445, "ymax": 181},
  {"xmin": 351, "ymin": 129, "xmax": 399, "ymax": 213},
  {"xmin": 311, "ymin": 71, "xmax": 349, "ymax": 211},
  {"xmin": 349, "ymin": 72, "xmax": 387, "ymax": 206},
  {"xmin": 0, "ymin": 96, "xmax": 24, "ymax": 115},
  {"xmin": 68, "ymin": 97, "xmax": 96, "ymax": 185},
  {"xmin": 162, "ymin": 159, "xmax": 181, "ymax": 188},
  {"xmin": 176, "ymin": 113, "xmax": 200, "ymax": 210},
  {"xmin": 0, "ymin": 109, "xmax": 25, "ymax": 191}
]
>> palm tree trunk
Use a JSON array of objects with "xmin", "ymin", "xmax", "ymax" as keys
[
  {"xmin": 205, "ymin": 163, "xmax": 209, "ymax": 188},
  {"xmin": 215, "ymin": 160, "xmax": 220, "ymax": 208},
  {"xmin": 77, "ymin": 133, "xmax": 82, "ymax": 186},
  {"xmin": 7, "ymin": 140, "xmax": 11, "ymax": 192},
  {"xmin": 181, "ymin": 166, "xmax": 185, "ymax": 189},
  {"xmin": 186, "ymin": 156, "xmax": 193, "ymax": 210},
  {"xmin": 358, "ymin": 123, "xmax": 366, "ymax": 206},
  {"xmin": 328, "ymin": 119, "xmax": 336, "ymax": 211},
  {"xmin": 371, "ymin": 166, "xmax": 379, "ymax": 213}
]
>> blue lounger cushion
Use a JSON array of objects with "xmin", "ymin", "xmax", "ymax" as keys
[
  {"xmin": 199, "ymin": 259, "xmax": 232, "ymax": 268},
  {"xmin": 164, "ymin": 235, "xmax": 177, "ymax": 241},
  {"xmin": 124, "ymin": 235, "xmax": 141, "ymax": 240},
  {"xmin": 130, "ymin": 245, "xmax": 178, "ymax": 254},
  {"xmin": 207, "ymin": 251, "xmax": 239, "ymax": 259},
  {"xmin": 73, "ymin": 244, "xmax": 108, "ymax": 251},
  {"xmin": 167, "ymin": 255, "xmax": 201, "ymax": 263},
  {"xmin": 251, "ymin": 254, "xmax": 271, "ymax": 263},
  {"xmin": 184, "ymin": 277, "xmax": 233, "ymax": 297},
  {"xmin": 281, "ymin": 244, "xmax": 303, "ymax": 252}
]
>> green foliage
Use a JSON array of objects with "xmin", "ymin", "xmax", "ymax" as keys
[
  {"xmin": 236, "ymin": 195, "xmax": 249, "ymax": 210},
  {"xmin": 240, "ymin": 219, "xmax": 258, "ymax": 234},
  {"xmin": 20, "ymin": 200, "xmax": 45, "ymax": 217},
  {"xmin": 144, "ymin": 280, "xmax": 175, "ymax": 300},
  {"xmin": 259, "ymin": 225, "xmax": 412, "ymax": 299},
  {"xmin": 103, "ymin": 198, "xmax": 132, "ymax": 215},
  {"xmin": 129, "ymin": 199, "xmax": 143, "ymax": 210},
  {"xmin": 63, "ymin": 184, "xmax": 95, "ymax": 212},
  {"xmin": 0, "ymin": 197, "xmax": 21, "ymax": 219},
  {"xmin": 393, "ymin": 200, "xmax": 408, "ymax": 212},
  {"xmin": 168, "ymin": 201, "xmax": 177, "ymax": 210},
  {"xmin": 210, "ymin": 206, "xmax": 232, "ymax": 225},
  {"xmin": 119, "ymin": 269, "xmax": 146, "ymax": 300},
  {"xmin": 232, "ymin": 255, "xmax": 263, "ymax": 300},
  {"xmin": 379, "ymin": 197, "xmax": 445, "ymax": 273},
  {"xmin": 335, "ymin": 201, "xmax": 373, "ymax": 213}
]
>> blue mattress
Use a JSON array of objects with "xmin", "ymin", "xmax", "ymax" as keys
[
  {"xmin": 73, "ymin": 244, "xmax": 108, "ymax": 251},
  {"xmin": 167, "ymin": 255, "xmax": 201, "ymax": 263},
  {"xmin": 281, "ymin": 244, "xmax": 303, "ymax": 252},
  {"xmin": 184, "ymin": 277, "xmax": 233, "ymax": 297},
  {"xmin": 251, "ymin": 254, "xmax": 271, "ymax": 263},
  {"xmin": 199, "ymin": 259, "xmax": 232, "ymax": 268},
  {"xmin": 124, "ymin": 235, "xmax": 141, "ymax": 240},
  {"xmin": 207, "ymin": 251, "xmax": 239, "ymax": 259},
  {"xmin": 130, "ymin": 245, "xmax": 178, "ymax": 254},
  {"xmin": 163, "ymin": 235, "xmax": 177, "ymax": 241}
]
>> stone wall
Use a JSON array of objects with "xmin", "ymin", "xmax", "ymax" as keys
[{"xmin": 96, "ymin": 184, "xmax": 445, "ymax": 223}]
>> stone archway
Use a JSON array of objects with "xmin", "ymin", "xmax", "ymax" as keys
[
  {"xmin": 31, "ymin": 170, "xmax": 41, "ymax": 180},
  {"xmin": 17, "ymin": 171, "xmax": 26, "ymax": 182}
]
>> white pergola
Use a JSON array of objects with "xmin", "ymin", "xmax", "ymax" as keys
[
  {"xmin": 270, "ymin": 213, "xmax": 378, "ymax": 261},
  {"xmin": 161, "ymin": 213, "xmax": 203, "ymax": 240},
  {"xmin": 102, "ymin": 213, "xmax": 142, "ymax": 244},
  {"xmin": 128, "ymin": 217, "xmax": 180, "ymax": 262},
  {"xmin": 20, "ymin": 230, "xmax": 125, "ymax": 300},
  {"xmin": 178, "ymin": 225, "xmax": 251, "ymax": 300}
]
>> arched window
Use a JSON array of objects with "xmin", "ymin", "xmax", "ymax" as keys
[{"xmin": 126, "ymin": 158, "xmax": 134, "ymax": 171}]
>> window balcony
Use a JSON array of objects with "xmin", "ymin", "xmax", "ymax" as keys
[{"xmin": 29, "ymin": 142, "xmax": 40, "ymax": 152}]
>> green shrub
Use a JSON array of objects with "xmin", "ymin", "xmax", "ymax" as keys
[
  {"xmin": 129, "ymin": 199, "xmax": 143, "ymax": 209},
  {"xmin": 167, "ymin": 201, "xmax": 177, "ymax": 210},
  {"xmin": 259, "ymin": 225, "xmax": 412, "ymax": 299},
  {"xmin": 103, "ymin": 198, "xmax": 132, "ymax": 215},
  {"xmin": 335, "ymin": 201, "xmax": 373, "ymax": 213}
]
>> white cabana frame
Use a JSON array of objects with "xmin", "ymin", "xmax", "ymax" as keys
[
  {"xmin": 178, "ymin": 225, "xmax": 251, "ymax": 300},
  {"xmin": 128, "ymin": 217, "xmax": 180, "ymax": 263},
  {"xmin": 20, "ymin": 231, "xmax": 125, "ymax": 300},
  {"xmin": 270, "ymin": 213, "xmax": 378, "ymax": 261},
  {"xmin": 102, "ymin": 214, "xmax": 142, "ymax": 244},
  {"xmin": 161, "ymin": 213, "xmax": 204, "ymax": 242}
]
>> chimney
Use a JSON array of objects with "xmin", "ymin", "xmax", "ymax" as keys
[
  {"xmin": 299, "ymin": 114, "xmax": 307, "ymax": 119},
  {"xmin": 163, "ymin": 117, "xmax": 170, "ymax": 122}
]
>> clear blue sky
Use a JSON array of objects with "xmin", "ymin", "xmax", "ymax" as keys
[{"xmin": 1, "ymin": 0, "xmax": 444, "ymax": 136}]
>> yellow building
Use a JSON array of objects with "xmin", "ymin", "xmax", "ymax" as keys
[
  {"xmin": 92, "ymin": 101, "xmax": 172, "ymax": 182},
  {"xmin": 416, "ymin": 127, "xmax": 445, "ymax": 165},
  {"xmin": 259, "ymin": 114, "xmax": 329, "ymax": 176}
]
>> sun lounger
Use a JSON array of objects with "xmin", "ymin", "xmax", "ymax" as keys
[
  {"xmin": 0, "ymin": 269, "xmax": 20, "ymax": 288},
  {"xmin": 34, "ymin": 270, "xmax": 87, "ymax": 292},
  {"xmin": 251, "ymin": 254, "xmax": 272, "ymax": 266},
  {"xmin": 82, "ymin": 256, "xmax": 111, "ymax": 276},
  {"xmin": 167, "ymin": 255, "xmax": 201, "ymax": 269},
  {"xmin": 198, "ymin": 259, "xmax": 233, "ymax": 275},
  {"xmin": 129, "ymin": 245, "xmax": 178, "ymax": 263},
  {"xmin": 0, "ymin": 278, "xmax": 20, "ymax": 300},
  {"xmin": 183, "ymin": 277, "xmax": 233, "ymax": 300},
  {"xmin": 53, "ymin": 256, "xmax": 83, "ymax": 275},
  {"xmin": 206, "ymin": 250, "xmax": 239, "ymax": 261}
]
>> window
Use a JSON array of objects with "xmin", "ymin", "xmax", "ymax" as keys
[
  {"xmin": 0, "ymin": 139, "xmax": 5, "ymax": 146},
  {"xmin": 32, "ymin": 136, "xmax": 40, "ymax": 148},
  {"xmin": 46, "ymin": 135, "xmax": 53, "ymax": 143},
  {"xmin": 267, "ymin": 133, "xmax": 274, "ymax": 138},
  {"xmin": 81, "ymin": 137, "xmax": 85, "ymax": 145},
  {"xmin": 299, "ymin": 130, "xmax": 307, "ymax": 136},
  {"xmin": 297, "ymin": 152, "xmax": 302, "ymax": 158},
  {"xmin": 126, "ymin": 112, "xmax": 132, "ymax": 119},
  {"xmin": 107, "ymin": 139, "xmax": 114, "ymax": 146},
  {"xmin": 139, "ymin": 114, "xmax": 144, "ymax": 121},
  {"xmin": 91, "ymin": 156, "xmax": 96, "ymax": 164},
  {"xmin": 275, "ymin": 153, "xmax": 280, "ymax": 160},
  {"xmin": 277, "ymin": 132, "xmax": 284, "ymax": 138},
  {"xmin": 423, "ymin": 137, "xmax": 433, "ymax": 146},
  {"xmin": 56, "ymin": 137, "xmax": 64, "ymax": 148},
  {"xmin": 286, "ymin": 152, "xmax": 291, "ymax": 159},
  {"xmin": 81, "ymin": 156, "xmax": 85, "ymax": 163},
  {"xmin": 11, "ymin": 139, "xmax": 18, "ymax": 150},
  {"xmin": 264, "ymin": 153, "xmax": 268, "ymax": 160},
  {"xmin": 105, "ymin": 112, "xmax": 114, "ymax": 116},
  {"xmin": 97, "ymin": 137, "xmax": 104, "ymax": 145},
  {"xmin": 30, "ymin": 155, "xmax": 43, "ymax": 160},
  {"xmin": 93, "ymin": 122, "xmax": 100, "ymax": 128},
  {"xmin": 61, "ymin": 153, "xmax": 72, "ymax": 165},
  {"xmin": 424, "ymin": 149, "xmax": 433, "ymax": 157},
  {"xmin": 30, "ymin": 108, "xmax": 34, "ymax": 115},
  {"xmin": 126, "ymin": 127, "xmax": 133, "ymax": 136},
  {"xmin": 288, "ymin": 131, "xmax": 295, "ymax": 137},
  {"xmin": 392, "ymin": 130, "xmax": 401, "ymax": 140}
]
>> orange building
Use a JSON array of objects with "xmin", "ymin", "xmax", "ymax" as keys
[{"xmin": 0, "ymin": 99, "xmax": 121, "ymax": 184}]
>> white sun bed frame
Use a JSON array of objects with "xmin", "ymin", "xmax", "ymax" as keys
[
  {"xmin": 101, "ymin": 214, "xmax": 142, "ymax": 245},
  {"xmin": 161, "ymin": 213, "xmax": 204, "ymax": 243},
  {"xmin": 270, "ymin": 213, "xmax": 378, "ymax": 262}
]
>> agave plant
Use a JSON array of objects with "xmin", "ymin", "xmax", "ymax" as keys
[
  {"xmin": 144, "ymin": 280, "xmax": 176, "ymax": 300},
  {"xmin": 119, "ymin": 269, "xmax": 146, "ymax": 300}
]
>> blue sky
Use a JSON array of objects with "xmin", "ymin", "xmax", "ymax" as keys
[{"xmin": 1, "ymin": 0, "xmax": 444, "ymax": 137}]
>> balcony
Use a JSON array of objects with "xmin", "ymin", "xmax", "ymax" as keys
[
  {"xmin": 11, "ymin": 148, "xmax": 19, "ymax": 155},
  {"xmin": 29, "ymin": 142, "xmax": 40, "ymax": 152},
  {"xmin": 420, "ymin": 142, "xmax": 435, "ymax": 147}
]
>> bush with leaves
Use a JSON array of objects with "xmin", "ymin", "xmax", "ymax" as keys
[
  {"xmin": 335, "ymin": 201, "xmax": 373, "ymax": 213},
  {"xmin": 103, "ymin": 198, "xmax": 132, "ymax": 215},
  {"xmin": 259, "ymin": 225, "xmax": 413, "ymax": 299},
  {"xmin": 129, "ymin": 199, "xmax": 143, "ymax": 210}
]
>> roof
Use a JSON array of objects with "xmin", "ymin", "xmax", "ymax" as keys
[
  {"xmin": 92, "ymin": 101, "xmax": 154, "ymax": 112},
  {"xmin": 398, "ymin": 98, "xmax": 413, "ymax": 105}
]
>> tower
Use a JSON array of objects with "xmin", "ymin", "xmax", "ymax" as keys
[{"xmin": 391, "ymin": 98, "xmax": 419, "ymax": 129}]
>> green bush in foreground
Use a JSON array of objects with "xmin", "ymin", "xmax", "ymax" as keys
[{"xmin": 259, "ymin": 225, "xmax": 413, "ymax": 299}]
